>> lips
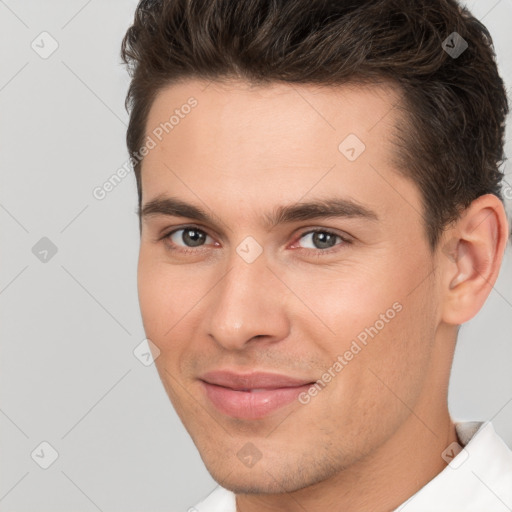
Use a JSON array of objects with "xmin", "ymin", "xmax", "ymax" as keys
[{"xmin": 199, "ymin": 370, "xmax": 316, "ymax": 420}]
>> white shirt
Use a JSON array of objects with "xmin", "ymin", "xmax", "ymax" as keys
[{"xmin": 190, "ymin": 421, "xmax": 512, "ymax": 511}]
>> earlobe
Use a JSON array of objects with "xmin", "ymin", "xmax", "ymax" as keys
[{"xmin": 441, "ymin": 194, "xmax": 509, "ymax": 325}]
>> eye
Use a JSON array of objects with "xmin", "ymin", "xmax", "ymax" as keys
[
  {"xmin": 163, "ymin": 226, "xmax": 216, "ymax": 253},
  {"xmin": 293, "ymin": 229, "xmax": 350, "ymax": 254},
  {"xmin": 160, "ymin": 226, "xmax": 351, "ymax": 256}
]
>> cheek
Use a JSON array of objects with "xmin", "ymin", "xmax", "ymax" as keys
[
  {"xmin": 286, "ymin": 263, "xmax": 398, "ymax": 345},
  {"xmin": 346, "ymin": 285, "xmax": 434, "ymax": 410},
  {"xmin": 298, "ymin": 260, "xmax": 435, "ymax": 399},
  {"xmin": 302, "ymin": 293, "xmax": 435, "ymax": 455},
  {"xmin": 137, "ymin": 258, "xmax": 167, "ymax": 338},
  {"xmin": 137, "ymin": 255, "xmax": 184, "ymax": 364},
  {"xmin": 137, "ymin": 252, "xmax": 195, "ymax": 348},
  {"xmin": 137, "ymin": 256, "xmax": 199, "ymax": 409}
]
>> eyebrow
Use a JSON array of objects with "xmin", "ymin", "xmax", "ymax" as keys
[{"xmin": 139, "ymin": 195, "xmax": 378, "ymax": 230}]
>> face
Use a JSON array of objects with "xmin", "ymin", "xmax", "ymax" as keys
[{"xmin": 137, "ymin": 79, "xmax": 446, "ymax": 493}]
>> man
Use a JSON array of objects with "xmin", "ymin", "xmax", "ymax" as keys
[{"xmin": 121, "ymin": 0, "xmax": 512, "ymax": 510}]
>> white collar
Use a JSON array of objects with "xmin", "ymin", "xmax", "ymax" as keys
[{"xmin": 394, "ymin": 420, "xmax": 512, "ymax": 511}]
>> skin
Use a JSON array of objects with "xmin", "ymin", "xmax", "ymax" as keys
[{"xmin": 136, "ymin": 78, "xmax": 509, "ymax": 512}]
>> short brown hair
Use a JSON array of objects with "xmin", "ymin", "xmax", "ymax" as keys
[{"xmin": 121, "ymin": 0, "xmax": 509, "ymax": 249}]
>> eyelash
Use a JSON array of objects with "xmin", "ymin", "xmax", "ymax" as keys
[{"xmin": 159, "ymin": 225, "xmax": 352, "ymax": 257}]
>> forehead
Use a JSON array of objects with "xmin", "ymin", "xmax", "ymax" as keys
[
  {"xmin": 143, "ymin": 79, "xmax": 403, "ymax": 168},
  {"xmin": 140, "ymin": 78, "xmax": 418, "ymax": 233}
]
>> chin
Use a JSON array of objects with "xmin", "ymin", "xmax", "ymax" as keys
[
  {"xmin": 203, "ymin": 457, "xmax": 323, "ymax": 495},
  {"xmin": 212, "ymin": 473, "xmax": 298, "ymax": 495}
]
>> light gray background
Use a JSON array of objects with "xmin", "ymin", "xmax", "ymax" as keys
[{"xmin": 1, "ymin": 1, "xmax": 511, "ymax": 511}]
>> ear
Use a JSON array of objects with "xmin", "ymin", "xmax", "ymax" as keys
[{"xmin": 439, "ymin": 194, "xmax": 509, "ymax": 325}]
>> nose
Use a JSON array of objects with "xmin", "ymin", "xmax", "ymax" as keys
[{"xmin": 206, "ymin": 250, "xmax": 290, "ymax": 351}]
